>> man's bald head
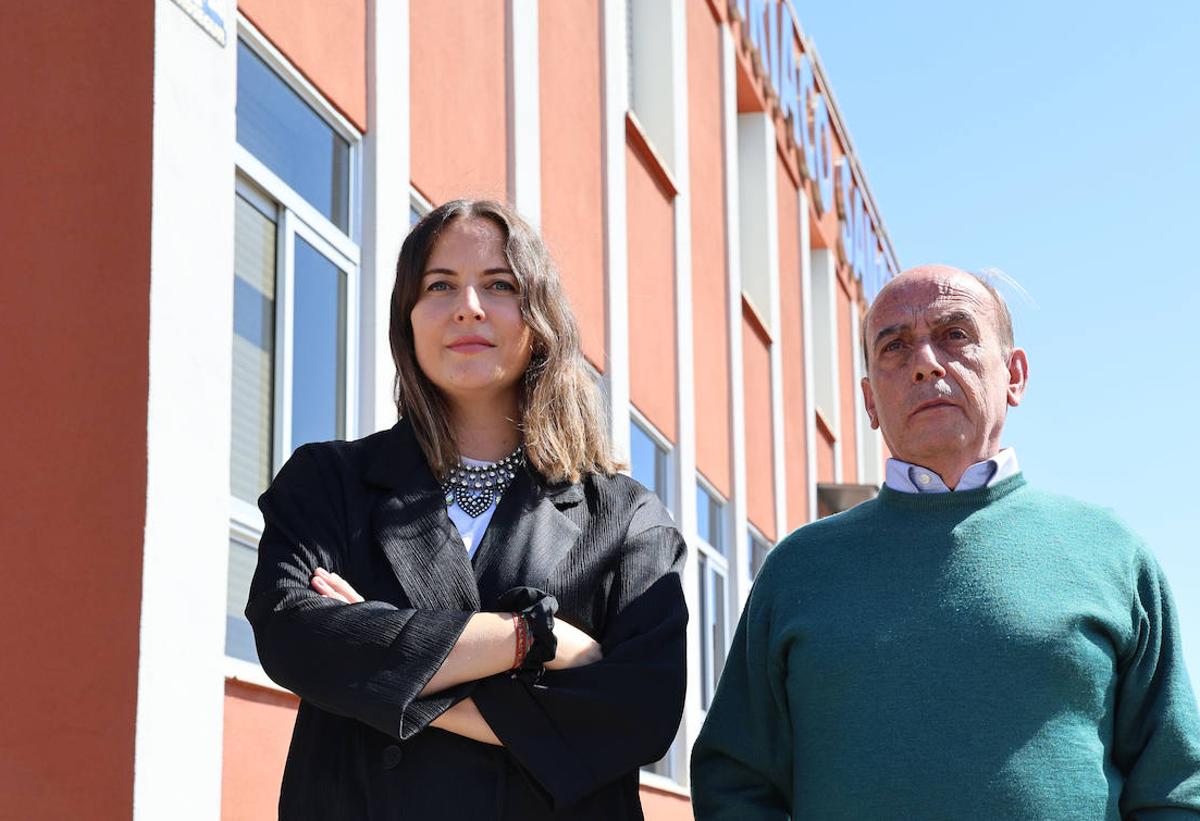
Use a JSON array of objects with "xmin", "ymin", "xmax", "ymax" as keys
[{"xmin": 862, "ymin": 265, "xmax": 1014, "ymax": 370}]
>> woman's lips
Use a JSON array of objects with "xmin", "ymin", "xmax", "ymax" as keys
[{"xmin": 447, "ymin": 337, "xmax": 494, "ymax": 354}]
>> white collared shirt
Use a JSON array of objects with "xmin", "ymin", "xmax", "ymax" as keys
[{"xmin": 884, "ymin": 448, "xmax": 1020, "ymax": 493}]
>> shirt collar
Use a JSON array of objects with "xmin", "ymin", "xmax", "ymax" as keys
[{"xmin": 884, "ymin": 448, "xmax": 1020, "ymax": 494}]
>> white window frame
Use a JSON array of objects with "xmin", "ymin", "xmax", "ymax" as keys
[
  {"xmin": 747, "ymin": 522, "xmax": 772, "ymax": 581},
  {"xmin": 629, "ymin": 407, "xmax": 676, "ymax": 519},
  {"xmin": 226, "ymin": 19, "xmax": 363, "ymax": 678},
  {"xmin": 410, "ymin": 185, "xmax": 432, "ymax": 225},
  {"xmin": 696, "ymin": 474, "xmax": 730, "ymax": 711}
]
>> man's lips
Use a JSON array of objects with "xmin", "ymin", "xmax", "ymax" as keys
[
  {"xmin": 447, "ymin": 336, "xmax": 495, "ymax": 353},
  {"xmin": 909, "ymin": 398, "xmax": 958, "ymax": 417}
]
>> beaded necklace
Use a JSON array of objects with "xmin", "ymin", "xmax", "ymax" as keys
[{"xmin": 441, "ymin": 446, "xmax": 525, "ymax": 518}]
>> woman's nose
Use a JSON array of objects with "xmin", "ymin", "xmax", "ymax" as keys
[{"xmin": 454, "ymin": 286, "xmax": 485, "ymax": 322}]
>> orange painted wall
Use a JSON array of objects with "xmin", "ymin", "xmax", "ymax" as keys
[
  {"xmin": 688, "ymin": 5, "xmax": 731, "ymax": 498},
  {"xmin": 0, "ymin": 5, "xmax": 153, "ymax": 818},
  {"xmin": 239, "ymin": 0, "xmax": 367, "ymax": 130},
  {"xmin": 627, "ymin": 143, "xmax": 678, "ymax": 442},
  {"xmin": 221, "ymin": 682, "xmax": 299, "ymax": 820},
  {"xmin": 742, "ymin": 309, "xmax": 776, "ymax": 540},
  {"xmin": 837, "ymin": 279, "xmax": 859, "ymax": 482},
  {"xmin": 539, "ymin": 0, "xmax": 606, "ymax": 371},
  {"xmin": 410, "ymin": 0, "xmax": 509, "ymax": 206},
  {"xmin": 640, "ymin": 785, "xmax": 695, "ymax": 820},
  {"xmin": 777, "ymin": 160, "xmax": 809, "ymax": 526}
]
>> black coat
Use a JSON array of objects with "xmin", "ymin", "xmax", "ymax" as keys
[{"xmin": 245, "ymin": 420, "xmax": 688, "ymax": 820}]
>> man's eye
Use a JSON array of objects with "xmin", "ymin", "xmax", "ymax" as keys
[
  {"xmin": 946, "ymin": 328, "xmax": 968, "ymax": 340},
  {"xmin": 882, "ymin": 340, "xmax": 902, "ymax": 353}
]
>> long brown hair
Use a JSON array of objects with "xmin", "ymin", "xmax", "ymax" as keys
[{"xmin": 390, "ymin": 199, "xmax": 618, "ymax": 483}]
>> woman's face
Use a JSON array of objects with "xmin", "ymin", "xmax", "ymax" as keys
[{"xmin": 411, "ymin": 216, "xmax": 534, "ymax": 410}]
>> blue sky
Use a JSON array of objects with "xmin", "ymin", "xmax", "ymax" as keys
[{"xmin": 796, "ymin": 1, "xmax": 1200, "ymax": 675}]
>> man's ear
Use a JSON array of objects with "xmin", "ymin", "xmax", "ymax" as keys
[
  {"xmin": 1006, "ymin": 348, "xmax": 1029, "ymax": 407},
  {"xmin": 861, "ymin": 377, "xmax": 879, "ymax": 429}
]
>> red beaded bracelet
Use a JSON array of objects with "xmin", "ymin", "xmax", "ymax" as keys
[{"xmin": 511, "ymin": 613, "xmax": 530, "ymax": 671}]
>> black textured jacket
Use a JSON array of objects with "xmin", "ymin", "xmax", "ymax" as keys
[{"xmin": 245, "ymin": 420, "xmax": 688, "ymax": 820}]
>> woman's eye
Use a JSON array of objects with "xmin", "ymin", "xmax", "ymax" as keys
[
  {"xmin": 491, "ymin": 279, "xmax": 517, "ymax": 292},
  {"xmin": 426, "ymin": 280, "xmax": 451, "ymax": 292}
]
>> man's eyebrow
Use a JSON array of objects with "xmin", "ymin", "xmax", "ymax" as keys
[{"xmin": 872, "ymin": 323, "xmax": 908, "ymax": 348}]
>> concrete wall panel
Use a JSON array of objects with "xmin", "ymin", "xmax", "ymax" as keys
[
  {"xmin": 742, "ymin": 311, "xmax": 776, "ymax": 539},
  {"xmin": 688, "ymin": 5, "xmax": 731, "ymax": 498},
  {"xmin": 410, "ymin": 0, "xmax": 508, "ymax": 205},
  {"xmin": 239, "ymin": 0, "xmax": 367, "ymax": 129},
  {"xmin": 539, "ymin": 0, "xmax": 606, "ymax": 370},
  {"xmin": 0, "ymin": 4, "xmax": 154, "ymax": 817},
  {"xmin": 627, "ymin": 143, "xmax": 678, "ymax": 442}
]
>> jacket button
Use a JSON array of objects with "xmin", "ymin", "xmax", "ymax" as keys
[{"xmin": 382, "ymin": 745, "xmax": 403, "ymax": 769}]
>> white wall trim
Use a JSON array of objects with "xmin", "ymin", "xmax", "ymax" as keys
[
  {"xmin": 720, "ymin": 27, "xmax": 749, "ymax": 616},
  {"xmin": 508, "ymin": 0, "xmax": 541, "ymax": 228},
  {"xmin": 601, "ymin": 0, "xmax": 631, "ymax": 465},
  {"xmin": 361, "ymin": 0, "xmax": 409, "ymax": 435},
  {"xmin": 798, "ymin": 188, "xmax": 818, "ymax": 521},
  {"xmin": 763, "ymin": 125, "xmax": 787, "ymax": 544},
  {"xmin": 135, "ymin": 3, "xmax": 236, "ymax": 817},
  {"xmin": 666, "ymin": 0, "xmax": 693, "ymax": 787}
]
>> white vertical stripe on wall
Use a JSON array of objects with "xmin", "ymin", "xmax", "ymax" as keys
[
  {"xmin": 798, "ymin": 187, "xmax": 818, "ymax": 521},
  {"xmin": 666, "ymin": 0, "xmax": 696, "ymax": 787},
  {"xmin": 361, "ymin": 0, "xmax": 409, "ymax": 435},
  {"xmin": 601, "ymin": 0, "xmax": 631, "ymax": 463},
  {"xmin": 852, "ymin": 307, "xmax": 866, "ymax": 483},
  {"xmin": 720, "ymin": 30, "xmax": 749, "ymax": 614},
  {"xmin": 763, "ymin": 129, "xmax": 787, "ymax": 544},
  {"xmin": 508, "ymin": 0, "xmax": 541, "ymax": 229},
  {"xmin": 135, "ymin": 2, "xmax": 236, "ymax": 815}
]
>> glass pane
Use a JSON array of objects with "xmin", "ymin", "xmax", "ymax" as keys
[
  {"xmin": 237, "ymin": 41, "xmax": 350, "ymax": 230},
  {"xmin": 409, "ymin": 205, "xmax": 422, "ymax": 227},
  {"xmin": 697, "ymin": 482, "xmax": 726, "ymax": 555},
  {"xmin": 230, "ymin": 194, "xmax": 277, "ymax": 503},
  {"xmin": 225, "ymin": 539, "xmax": 261, "ymax": 663},
  {"xmin": 749, "ymin": 531, "xmax": 770, "ymax": 579},
  {"xmin": 630, "ymin": 422, "xmax": 660, "ymax": 497},
  {"xmin": 696, "ymin": 482, "xmax": 711, "ymax": 544},
  {"xmin": 698, "ymin": 553, "xmax": 710, "ymax": 708},
  {"xmin": 713, "ymin": 569, "xmax": 727, "ymax": 690},
  {"xmin": 291, "ymin": 236, "xmax": 347, "ymax": 451}
]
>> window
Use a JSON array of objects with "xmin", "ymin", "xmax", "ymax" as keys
[
  {"xmin": 629, "ymin": 419, "xmax": 669, "ymax": 506},
  {"xmin": 225, "ymin": 30, "xmax": 361, "ymax": 665},
  {"xmin": 629, "ymin": 416, "xmax": 676, "ymax": 779},
  {"xmin": 748, "ymin": 527, "xmax": 772, "ymax": 580},
  {"xmin": 626, "ymin": 0, "xmax": 676, "ymax": 169},
  {"xmin": 696, "ymin": 479, "xmax": 729, "ymax": 709}
]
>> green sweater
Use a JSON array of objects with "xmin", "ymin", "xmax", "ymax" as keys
[{"xmin": 691, "ymin": 474, "xmax": 1200, "ymax": 819}]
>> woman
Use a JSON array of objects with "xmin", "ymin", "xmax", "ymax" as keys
[{"xmin": 245, "ymin": 199, "xmax": 688, "ymax": 820}]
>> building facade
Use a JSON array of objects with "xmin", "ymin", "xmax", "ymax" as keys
[{"xmin": 4, "ymin": 1, "xmax": 898, "ymax": 818}]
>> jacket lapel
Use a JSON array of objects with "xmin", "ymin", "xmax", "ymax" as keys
[
  {"xmin": 472, "ymin": 468, "xmax": 584, "ymax": 610},
  {"xmin": 366, "ymin": 421, "xmax": 481, "ymax": 611}
]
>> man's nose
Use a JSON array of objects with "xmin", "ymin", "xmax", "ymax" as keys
[
  {"xmin": 454, "ymin": 286, "xmax": 485, "ymax": 322},
  {"xmin": 910, "ymin": 339, "xmax": 946, "ymax": 383}
]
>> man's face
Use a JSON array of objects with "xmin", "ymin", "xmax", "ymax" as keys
[{"xmin": 861, "ymin": 267, "xmax": 1028, "ymax": 474}]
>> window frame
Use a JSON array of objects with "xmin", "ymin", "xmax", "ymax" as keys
[
  {"xmin": 226, "ymin": 19, "xmax": 363, "ymax": 674},
  {"xmin": 629, "ymin": 407, "xmax": 676, "ymax": 518},
  {"xmin": 695, "ymin": 475, "xmax": 730, "ymax": 711},
  {"xmin": 747, "ymin": 523, "xmax": 772, "ymax": 580}
]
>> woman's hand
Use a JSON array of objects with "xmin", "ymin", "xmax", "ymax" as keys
[
  {"xmin": 546, "ymin": 620, "xmax": 603, "ymax": 670},
  {"xmin": 311, "ymin": 568, "xmax": 600, "ymax": 671},
  {"xmin": 311, "ymin": 567, "xmax": 364, "ymax": 604}
]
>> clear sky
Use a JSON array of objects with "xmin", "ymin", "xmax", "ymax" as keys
[{"xmin": 795, "ymin": 1, "xmax": 1200, "ymax": 676}]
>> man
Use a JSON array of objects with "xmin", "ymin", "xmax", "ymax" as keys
[{"xmin": 691, "ymin": 265, "xmax": 1200, "ymax": 818}]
